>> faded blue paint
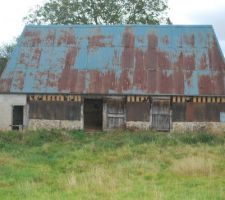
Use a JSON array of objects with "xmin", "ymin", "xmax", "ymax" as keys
[{"xmin": 86, "ymin": 47, "xmax": 114, "ymax": 71}]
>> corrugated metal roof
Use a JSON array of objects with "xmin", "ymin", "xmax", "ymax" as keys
[{"xmin": 0, "ymin": 25, "xmax": 224, "ymax": 96}]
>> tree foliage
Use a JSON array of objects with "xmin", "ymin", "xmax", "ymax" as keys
[
  {"xmin": 0, "ymin": 43, "xmax": 16, "ymax": 75},
  {"xmin": 24, "ymin": 0, "xmax": 171, "ymax": 25}
]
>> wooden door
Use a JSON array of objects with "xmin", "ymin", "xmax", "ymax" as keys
[
  {"xmin": 151, "ymin": 99, "xmax": 171, "ymax": 131},
  {"xmin": 107, "ymin": 99, "xmax": 125, "ymax": 129}
]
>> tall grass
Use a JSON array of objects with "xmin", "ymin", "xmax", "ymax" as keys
[{"xmin": 0, "ymin": 129, "xmax": 224, "ymax": 199}]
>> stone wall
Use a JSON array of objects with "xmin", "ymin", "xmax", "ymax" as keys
[
  {"xmin": 28, "ymin": 119, "xmax": 83, "ymax": 130},
  {"xmin": 126, "ymin": 121, "xmax": 150, "ymax": 130},
  {"xmin": 0, "ymin": 94, "xmax": 27, "ymax": 130},
  {"xmin": 172, "ymin": 122, "xmax": 225, "ymax": 134}
]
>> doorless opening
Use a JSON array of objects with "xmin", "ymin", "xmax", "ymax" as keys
[
  {"xmin": 84, "ymin": 99, "xmax": 103, "ymax": 130},
  {"xmin": 12, "ymin": 106, "xmax": 24, "ymax": 130}
]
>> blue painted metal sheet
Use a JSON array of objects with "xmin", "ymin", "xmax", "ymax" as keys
[
  {"xmin": 220, "ymin": 112, "xmax": 225, "ymax": 122},
  {"xmin": 0, "ymin": 25, "xmax": 224, "ymax": 95}
]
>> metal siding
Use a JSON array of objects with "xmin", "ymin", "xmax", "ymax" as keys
[
  {"xmin": 172, "ymin": 103, "xmax": 186, "ymax": 122},
  {"xmin": 0, "ymin": 25, "xmax": 224, "ymax": 96},
  {"xmin": 29, "ymin": 101, "xmax": 81, "ymax": 120},
  {"xmin": 127, "ymin": 102, "xmax": 150, "ymax": 122},
  {"xmin": 172, "ymin": 103, "xmax": 225, "ymax": 122}
]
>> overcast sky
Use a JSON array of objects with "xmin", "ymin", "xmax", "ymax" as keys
[{"xmin": 0, "ymin": 0, "xmax": 224, "ymax": 55}]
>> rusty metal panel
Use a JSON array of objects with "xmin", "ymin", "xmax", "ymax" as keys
[
  {"xmin": 0, "ymin": 25, "xmax": 224, "ymax": 96},
  {"xmin": 172, "ymin": 103, "xmax": 186, "ymax": 122},
  {"xmin": 172, "ymin": 103, "xmax": 225, "ymax": 122},
  {"xmin": 29, "ymin": 101, "xmax": 81, "ymax": 120},
  {"xmin": 127, "ymin": 102, "xmax": 150, "ymax": 121}
]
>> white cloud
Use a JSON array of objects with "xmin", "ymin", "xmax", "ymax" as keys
[
  {"xmin": 0, "ymin": 0, "xmax": 44, "ymax": 44},
  {"xmin": 169, "ymin": 0, "xmax": 225, "ymax": 56}
]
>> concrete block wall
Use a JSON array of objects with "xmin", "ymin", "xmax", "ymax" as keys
[{"xmin": 0, "ymin": 94, "xmax": 27, "ymax": 131}]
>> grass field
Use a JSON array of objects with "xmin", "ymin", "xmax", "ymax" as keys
[{"xmin": 0, "ymin": 130, "xmax": 225, "ymax": 200}]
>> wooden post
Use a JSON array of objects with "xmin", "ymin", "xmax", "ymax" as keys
[
  {"xmin": 102, "ymin": 98, "xmax": 107, "ymax": 131},
  {"xmin": 23, "ymin": 104, "xmax": 29, "ymax": 130},
  {"xmin": 80, "ymin": 98, "xmax": 84, "ymax": 130}
]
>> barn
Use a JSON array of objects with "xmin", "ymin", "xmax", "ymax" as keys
[{"xmin": 0, "ymin": 25, "xmax": 225, "ymax": 132}]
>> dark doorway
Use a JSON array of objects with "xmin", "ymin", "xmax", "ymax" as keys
[
  {"xmin": 12, "ymin": 106, "xmax": 24, "ymax": 130},
  {"xmin": 84, "ymin": 99, "xmax": 103, "ymax": 130}
]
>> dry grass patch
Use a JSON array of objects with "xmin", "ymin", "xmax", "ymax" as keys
[
  {"xmin": 78, "ymin": 166, "xmax": 118, "ymax": 195},
  {"xmin": 172, "ymin": 156, "xmax": 214, "ymax": 176},
  {"xmin": 66, "ymin": 173, "xmax": 77, "ymax": 189}
]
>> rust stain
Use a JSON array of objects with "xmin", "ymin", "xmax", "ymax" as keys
[
  {"xmin": 212, "ymin": 72, "xmax": 225, "ymax": 95},
  {"xmin": 57, "ymin": 29, "xmax": 76, "ymax": 46},
  {"xmin": 14, "ymin": 72, "xmax": 24, "ymax": 90},
  {"xmin": 46, "ymin": 30, "xmax": 55, "ymax": 45},
  {"xmin": 19, "ymin": 48, "xmax": 42, "ymax": 67},
  {"xmin": 158, "ymin": 52, "xmax": 171, "ymax": 69},
  {"xmin": 199, "ymin": 54, "xmax": 208, "ymax": 69},
  {"xmin": 121, "ymin": 28, "xmax": 135, "ymax": 70},
  {"xmin": 34, "ymin": 71, "xmax": 49, "ymax": 91},
  {"xmin": 0, "ymin": 78, "xmax": 12, "ymax": 92},
  {"xmin": 24, "ymin": 31, "xmax": 41, "ymax": 46},
  {"xmin": 19, "ymin": 52, "xmax": 26, "ymax": 64},
  {"xmin": 186, "ymin": 103, "xmax": 194, "ymax": 122},
  {"xmin": 102, "ymin": 70, "xmax": 116, "ymax": 93},
  {"xmin": 47, "ymin": 72, "xmax": 59, "ymax": 88},
  {"xmin": 177, "ymin": 52, "xmax": 195, "ymax": 70},
  {"xmin": 173, "ymin": 70, "xmax": 184, "ymax": 94},
  {"xmin": 147, "ymin": 69, "xmax": 157, "ymax": 93},
  {"xmin": 32, "ymin": 48, "xmax": 42, "ymax": 67},
  {"xmin": 184, "ymin": 70, "xmax": 194, "ymax": 90},
  {"xmin": 199, "ymin": 75, "xmax": 213, "ymax": 95},
  {"xmin": 89, "ymin": 71, "xmax": 103, "ymax": 93},
  {"xmin": 157, "ymin": 70, "xmax": 173, "ymax": 94},
  {"xmin": 183, "ymin": 34, "xmax": 195, "ymax": 47},
  {"xmin": 88, "ymin": 35, "xmax": 113, "ymax": 49},
  {"xmin": 208, "ymin": 37, "xmax": 225, "ymax": 70},
  {"xmin": 148, "ymin": 33, "xmax": 158, "ymax": 49},
  {"xmin": 118, "ymin": 70, "xmax": 131, "ymax": 93},
  {"xmin": 134, "ymin": 49, "xmax": 147, "ymax": 90},
  {"xmin": 177, "ymin": 52, "xmax": 184, "ymax": 68},
  {"xmin": 184, "ymin": 53, "xmax": 195, "ymax": 70},
  {"xmin": 58, "ymin": 47, "xmax": 79, "ymax": 91}
]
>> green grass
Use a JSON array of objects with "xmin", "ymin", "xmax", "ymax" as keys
[{"xmin": 0, "ymin": 130, "xmax": 225, "ymax": 199}]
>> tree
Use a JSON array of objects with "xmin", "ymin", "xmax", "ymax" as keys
[
  {"xmin": 24, "ymin": 0, "xmax": 171, "ymax": 25},
  {"xmin": 0, "ymin": 42, "xmax": 16, "ymax": 75}
]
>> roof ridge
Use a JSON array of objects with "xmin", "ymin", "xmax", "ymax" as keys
[{"xmin": 25, "ymin": 24, "xmax": 213, "ymax": 29}]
